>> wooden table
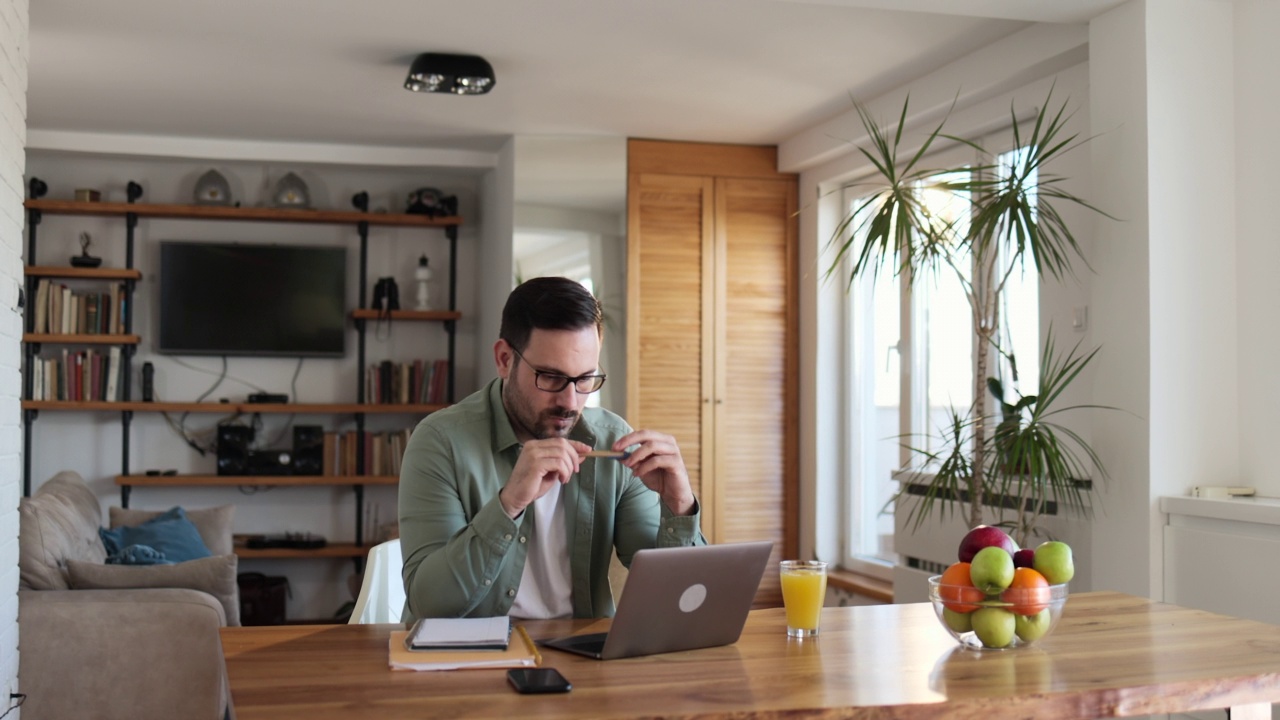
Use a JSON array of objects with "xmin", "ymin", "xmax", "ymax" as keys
[{"xmin": 221, "ymin": 591, "xmax": 1280, "ymax": 719}]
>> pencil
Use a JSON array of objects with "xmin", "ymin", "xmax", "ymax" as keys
[
  {"xmin": 516, "ymin": 625, "xmax": 543, "ymax": 666},
  {"xmin": 584, "ymin": 450, "xmax": 630, "ymax": 459}
]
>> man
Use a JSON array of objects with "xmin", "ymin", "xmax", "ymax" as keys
[{"xmin": 399, "ymin": 276, "xmax": 705, "ymax": 620}]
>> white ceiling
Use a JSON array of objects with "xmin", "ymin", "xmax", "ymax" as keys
[{"xmin": 27, "ymin": 0, "xmax": 1123, "ymax": 213}]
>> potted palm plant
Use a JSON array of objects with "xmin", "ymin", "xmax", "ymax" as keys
[{"xmin": 827, "ymin": 89, "xmax": 1116, "ymax": 547}]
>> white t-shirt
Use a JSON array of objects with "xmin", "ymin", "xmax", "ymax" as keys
[{"xmin": 508, "ymin": 482, "xmax": 573, "ymax": 619}]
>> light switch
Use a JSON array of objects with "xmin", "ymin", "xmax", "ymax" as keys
[{"xmin": 1072, "ymin": 306, "xmax": 1088, "ymax": 331}]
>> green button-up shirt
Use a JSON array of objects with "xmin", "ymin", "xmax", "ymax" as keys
[{"xmin": 398, "ymin": 378, "xmax": 704, "ymax": 620}]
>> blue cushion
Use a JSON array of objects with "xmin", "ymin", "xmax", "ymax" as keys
[{"xmin": 99, "ymin": 507, "xmax": 213, "ymax": 565}]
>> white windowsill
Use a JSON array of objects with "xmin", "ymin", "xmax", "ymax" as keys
[{"xmin": 1160, "ymin": 494, "xmax": 1280, "ymax": 527}]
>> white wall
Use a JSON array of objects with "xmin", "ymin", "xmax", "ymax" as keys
[
  {"xmin": 476, "ymin": 139, "xmax": 516, "ymax": 382},
  {"xmin": 1234, "ymin": 0, "xmax": 1280, "ymax": 493},
  {"xmin": 0, "ymin": 0, "xmax": 25, "ymax": 704},
  {"xmin": 1086, "ymin": 0, "xmax": 1155, "ymax": 599},
  {"xmin": 513, "ymin": 203, "xmax": 628, "ymax": 415},
  {"xmin": 1088, "ymin": 0, "xmax": 1241, "ymax": 599},
  {"xmin": 22, "ymin": 151, "xmax": 486, "ymax": 619}
]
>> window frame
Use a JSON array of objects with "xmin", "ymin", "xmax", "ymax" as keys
[{"xmin": 831, "ymin": 132, "xmax": 1040, "ymax": 579}]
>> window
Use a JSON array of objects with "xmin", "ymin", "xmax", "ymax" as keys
[{"xmin": 833, "ymin": 143, "xmax": 1039, "ymax": 578}]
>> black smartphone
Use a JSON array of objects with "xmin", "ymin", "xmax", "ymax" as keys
[{"xmin": 507, "ymin": 668, "xmax": 572, "ymax": 694}]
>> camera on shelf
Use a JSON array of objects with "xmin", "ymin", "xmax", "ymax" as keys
[{"xmin": 372, "ymin": 277, "xmax": 400, "ymax": 312}]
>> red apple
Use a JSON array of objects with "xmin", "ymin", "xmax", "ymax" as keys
[
  {"xmin": 1013, "ymin": 548, "xmax": 1036, "ymax": 569},
  {"xmin": 958, "ymin": 525, "xmax": 1017, "ymax": 563}
]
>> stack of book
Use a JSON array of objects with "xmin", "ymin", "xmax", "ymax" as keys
[
  {"xmin": 321, "ymin": 428, "xmax": 413, "ymax": 476},
  {"xmin": 366, "ymin": 359, "xmax": 450, "ymax": 405},
  {"xmin": 389, "ymin": 616, "xmax": 540, "ymax": 672},
  {"xmin": 30, "ymin": 347, "xmax": 122, "ymax": 401},
  {"xmin": 31, "ymin": 280, "xmax": 127, "ymax": 335}
]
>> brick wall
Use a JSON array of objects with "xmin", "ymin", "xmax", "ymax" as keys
[{"xmin": 0, "ymin": 0, "xmax": 27, "ymax": 710}]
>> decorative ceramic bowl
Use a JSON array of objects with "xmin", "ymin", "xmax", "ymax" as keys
[{"xmin": 928, "ymin": 575, "xmax": 1068, "ymax": 650}]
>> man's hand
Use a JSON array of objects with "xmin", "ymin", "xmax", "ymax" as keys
[
  {"xmin": 615, "ymin": 430, "xmax": 696, "ymax": 516},
  {"xmin": 498, "ymin": 438, "xmax": 591, "ymax": 519}
]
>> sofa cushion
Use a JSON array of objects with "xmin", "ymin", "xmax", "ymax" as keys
[
  {"xmin": 19, "ymin": 471, "xmax": 107, "ymax": 590},
  {"xmin": 66, "ymin": 554, "xmax": 241, "ymax": 626},
  {"xmin": 110, "ymin": 504, "xmax": 235, "ymax": 556},
  {"xmin": 100, "ymin": 507, "xmax": 213, "ymax": 564}
]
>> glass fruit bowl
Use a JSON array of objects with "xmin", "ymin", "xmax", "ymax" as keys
[{"xmin": 928, "ymin": 575, "xmax": 1068, "ymax": 650}]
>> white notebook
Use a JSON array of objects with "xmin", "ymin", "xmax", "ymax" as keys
[{"xmin": 406, "ymin": 616, "xmax": 511, "ymax": 650}]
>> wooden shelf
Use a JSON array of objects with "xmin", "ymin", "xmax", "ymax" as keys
[
  {"xmin": 25, "ymin": 265, "xmax": 142, "ymax": 281},
  {"xmin": 116, "ymin": 474, "xmax": 398, "ymax": 487},
  {"xmin": 24, "ymin": 198, "xmax": 461, "ymax": 228},
  {"xmin": 23, "ymin": 333, "xmax": 140, "ymax": 345},
  {"xmin": 22, "ymin": 400, "xmax": 447, "ymax": 414},
  {"xmin": 234, "ymin": 543, "xmax": 371, "ymax": 559},
  {"xmin": 350, "ymin": 309, "xmax": 461, "ymax": 322}
]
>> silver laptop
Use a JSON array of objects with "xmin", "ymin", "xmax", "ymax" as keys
[{"xmin": 540, "ymin": 541, "xmax": 773, "ymax": 660}]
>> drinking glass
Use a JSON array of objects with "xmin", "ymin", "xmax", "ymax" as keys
[{"xmin": 780, "ymin": 560, "xmax": 828, "ymax": 637}]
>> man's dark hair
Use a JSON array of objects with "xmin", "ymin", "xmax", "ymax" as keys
[{"xmin": 499, "ymin": 276, "xmax": 603, "ymax": 353}]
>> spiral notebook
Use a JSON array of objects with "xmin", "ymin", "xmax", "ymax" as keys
[
  {"xmin": 405, "ymin": 615, "xmax": 511, "ymax": 650},
  {"xmin": 389, "ymin": 625, "xmax": 541, "ymax": 672}
]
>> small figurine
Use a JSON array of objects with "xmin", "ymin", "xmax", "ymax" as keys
[
  {"xmin": 414, "ymin": 255, "xmax": 432, "ymax": 310},
  {"xmin": 194, "ymin": 169, "xmax": 232, "ymax": 206},
  {"xmin": 70, "ymin": 232, "xmax": 102, "ymax": 268},
  {"xmin": 272, "ymin": 172, "xmax": 311, "ymax": 209}
]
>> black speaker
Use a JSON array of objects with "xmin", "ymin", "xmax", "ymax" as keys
[
  {"xmin": 247, "ymin": 449, "xmax": 293, "ymax": 476},
  {"xmin": 292, "ymin": 425, "xmax": 324, "ymax": 476},
  {"xmin": 216, "ymin": 425, "xmax": 254, "ymax": 476},
  {"xmin": 141, "ymin": 362, "xmax": 155, "ymax": 402}
]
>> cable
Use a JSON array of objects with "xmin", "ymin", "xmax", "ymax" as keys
[
  {"xmin": 256, "ymin": 357, "xmax": 305, "ymax": 448},
  {"xmin": 0, "ymin": 694, "xmax": 25, "ymax": 719},
  {"xmin": 156, "ymin": 356, "xmax": 235, "ymax": 456},
  {"xmin": 167, "ymin": 354, "xmax": 268, "ymax": 394},
  {"xmin": 289, "ymin": 356, "xmax": 303, "ymax": 403}
]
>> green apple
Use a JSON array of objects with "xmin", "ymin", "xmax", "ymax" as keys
[
  {"xmin": 970, "ymin": 546, "xmax": 1015, "ymax": 593},
  {"xmin": 943, "ymin": 607, "xmax": 973, "ymax": 633},
  {"xmin": 971, "ymin": 607, "xmax": 1016, "ymax": 648},
  {"xmin": 1033, "ymin": 541, "xmax": 1075, "ymax": 584},
  {"xmin": 1015, "ymin": 608, "xmax": 1052, "ymax": 643}
]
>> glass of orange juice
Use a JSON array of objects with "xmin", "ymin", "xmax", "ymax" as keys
[{"xmin": 780, "ymin": 560, "xmax": 828, "ymax": 637}]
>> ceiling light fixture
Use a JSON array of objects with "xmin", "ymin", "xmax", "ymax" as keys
[{"xmin": 404, "ymin": 53, "xmax": 496, "ymax": 95}]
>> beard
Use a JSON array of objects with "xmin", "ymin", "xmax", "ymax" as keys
[{"xmin": 502, "ymin": 376, "xmax": 581, "ymax": 440}]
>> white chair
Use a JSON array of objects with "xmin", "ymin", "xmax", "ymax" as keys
[{"xmin": 349, "ymin": 539, "xmax": 406, "ymax": 624}]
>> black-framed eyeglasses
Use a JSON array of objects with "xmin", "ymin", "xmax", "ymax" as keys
[{"xmin": 511, "ymin": 347, "xmax": 607, "ymax": 394}]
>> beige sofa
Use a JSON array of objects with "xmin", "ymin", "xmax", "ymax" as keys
[{"xmin": 18, "ymin": 471, "xmax": 233, "ymax": 720}]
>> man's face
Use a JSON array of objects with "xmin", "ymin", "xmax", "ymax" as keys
[{"xmin": 496, "ymin": 327, "xmax": 601, "ymax": 442}]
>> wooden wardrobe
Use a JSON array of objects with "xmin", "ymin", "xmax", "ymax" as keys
[{"xmin": 625, "ymin": 139, "xmax": 798, "ymax": 607}]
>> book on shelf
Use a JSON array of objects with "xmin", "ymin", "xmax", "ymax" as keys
[
  {"xmin": 322, "ymin": 427, "xmax": 413, "ymax": 476},
  {"xmin": 29, "ymin": 348, "xmax": 121, "ymax": 401},
  {"xmin": 366, "ymin": 358, "xmax": 450, "ymax": 405},
  {"xmin": 29, "ymin": 279, "xmax": 126, "ymax": 335},
  {"xmin": 33, "ymin": 280, "xmax": 49, "ymax": 335}
]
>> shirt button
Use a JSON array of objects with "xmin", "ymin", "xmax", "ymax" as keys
[
  {"xmin": 483, "ymin": 579, "xmax": 492, "ymax": 586},
  {"xmin": 504, "ymin": 533, "xmax": 513, "ymax": 541},
  {"xmin": 667, "ymin": 527, "xmax": 675, "ymax": 534},
  {"xmin": 507, "ymin": 589, "xmax": 516, "ymax": 597},
  {"xmin": 519, "ymin": 536, "xmax": 527, "ymax": 544}
]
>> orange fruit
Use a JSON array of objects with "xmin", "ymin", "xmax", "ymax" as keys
[
  {"xmin": 1001, "ymin": 567, "xmax": 1050, "ymax": 615},
  {"xmin": 938, "ymin": 562, "xmax": 984, "ymax": 613}
]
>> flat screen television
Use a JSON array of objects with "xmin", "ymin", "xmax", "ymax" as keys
[{"xmin": 157, "ymin": 241, "xmax": 347, "ymax": 357}]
